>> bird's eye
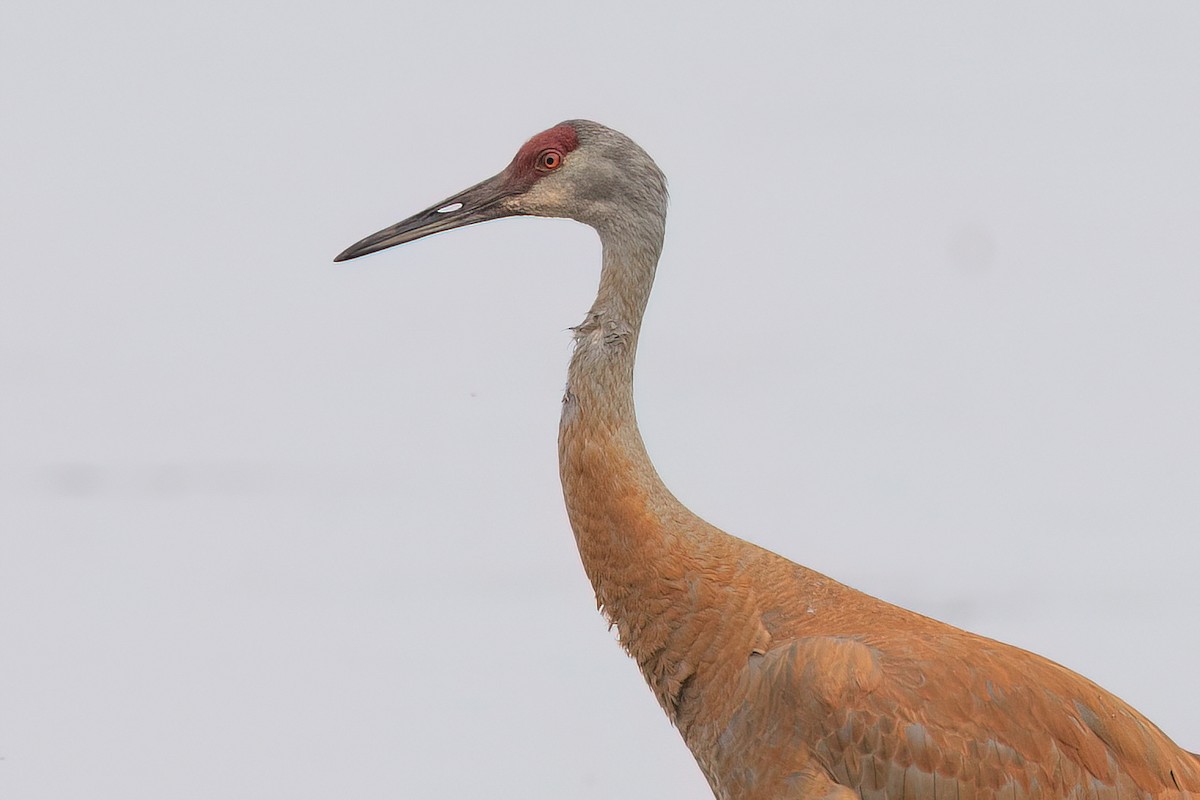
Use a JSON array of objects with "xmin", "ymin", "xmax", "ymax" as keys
[{"xmin": 538, "ymin": 149, "xmax": 563, "ymax": 171}]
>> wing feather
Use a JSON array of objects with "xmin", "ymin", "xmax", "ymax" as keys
[{"xmin": 713, "ymin": 633, "xmax": 1200, "ymax": 800}]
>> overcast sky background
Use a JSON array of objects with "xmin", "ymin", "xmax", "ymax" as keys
[{"xmin": 3, "ymin": 2, "xmax": 1198, "ymax": 798}]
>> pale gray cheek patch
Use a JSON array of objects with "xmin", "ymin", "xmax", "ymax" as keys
[{"xmin": 436, "ymin": 202, "xmax": 463, "ymax": 214}]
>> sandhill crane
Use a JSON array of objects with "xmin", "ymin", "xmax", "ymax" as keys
[{"xmin": 335, "ymin": 120, "xmax": 1199, "ymax": 800}]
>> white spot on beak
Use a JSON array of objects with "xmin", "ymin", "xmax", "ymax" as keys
[{"xmin": 437, "ymin": 202, "xmax": 463, "ymax": 214}]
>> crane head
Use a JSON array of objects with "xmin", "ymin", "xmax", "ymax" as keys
[{"xmin": 334, "ymin": 120, "xmax": 667, "ymax": 262}]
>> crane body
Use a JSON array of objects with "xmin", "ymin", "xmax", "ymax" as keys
[{"xmin": 336, "ymin": 120, "xmax": 1199, "ymax": 800}]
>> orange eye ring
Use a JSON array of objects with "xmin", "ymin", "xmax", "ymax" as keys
[{"xmin": 537, "ymin": 149, "xmax": 563, "ymax": 171}]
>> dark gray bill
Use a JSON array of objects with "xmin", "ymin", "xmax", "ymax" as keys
[{"xmin": 334, "ymin": 172, "xmax": 522, "ymax": 262}]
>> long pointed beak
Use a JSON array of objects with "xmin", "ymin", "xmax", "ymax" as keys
[{"xmin": 334, "ymin": 172, "xmax": 523, "ymax": 262}]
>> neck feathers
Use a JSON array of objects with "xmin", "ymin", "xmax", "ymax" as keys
[
  {"xmin": 557, "ymin": 213, "xmax": 695, "ymax": 700},
  {"xmin": 555, "ymin": 196, "xmax": 776, "ymax": 735}
]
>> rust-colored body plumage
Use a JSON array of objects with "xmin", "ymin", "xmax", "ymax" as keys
[
  {"xmin": 559, "ymin": 298, "xmax": 1199, "ymax": 800},
  {"xmin": 337, "ymin": 119, "xmax": 1198, "ymax": 800}
]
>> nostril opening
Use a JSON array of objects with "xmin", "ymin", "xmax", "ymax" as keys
[{"xmin": 436, "ymin": 202, "xmax": 463, "ymax": 214}]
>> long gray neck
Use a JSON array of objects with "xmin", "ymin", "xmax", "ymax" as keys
[
  {"xmin": 557, "ymin": 209, "xmax": 725, "ymax": 722},
  {"xmin": 563, "ymin": 218, "xmax": 665, "ymax": 426}
]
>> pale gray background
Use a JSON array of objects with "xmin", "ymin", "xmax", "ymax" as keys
[{"xmin": 2, "ymin": 2, "xmax": 1197, "ymax": 798}]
